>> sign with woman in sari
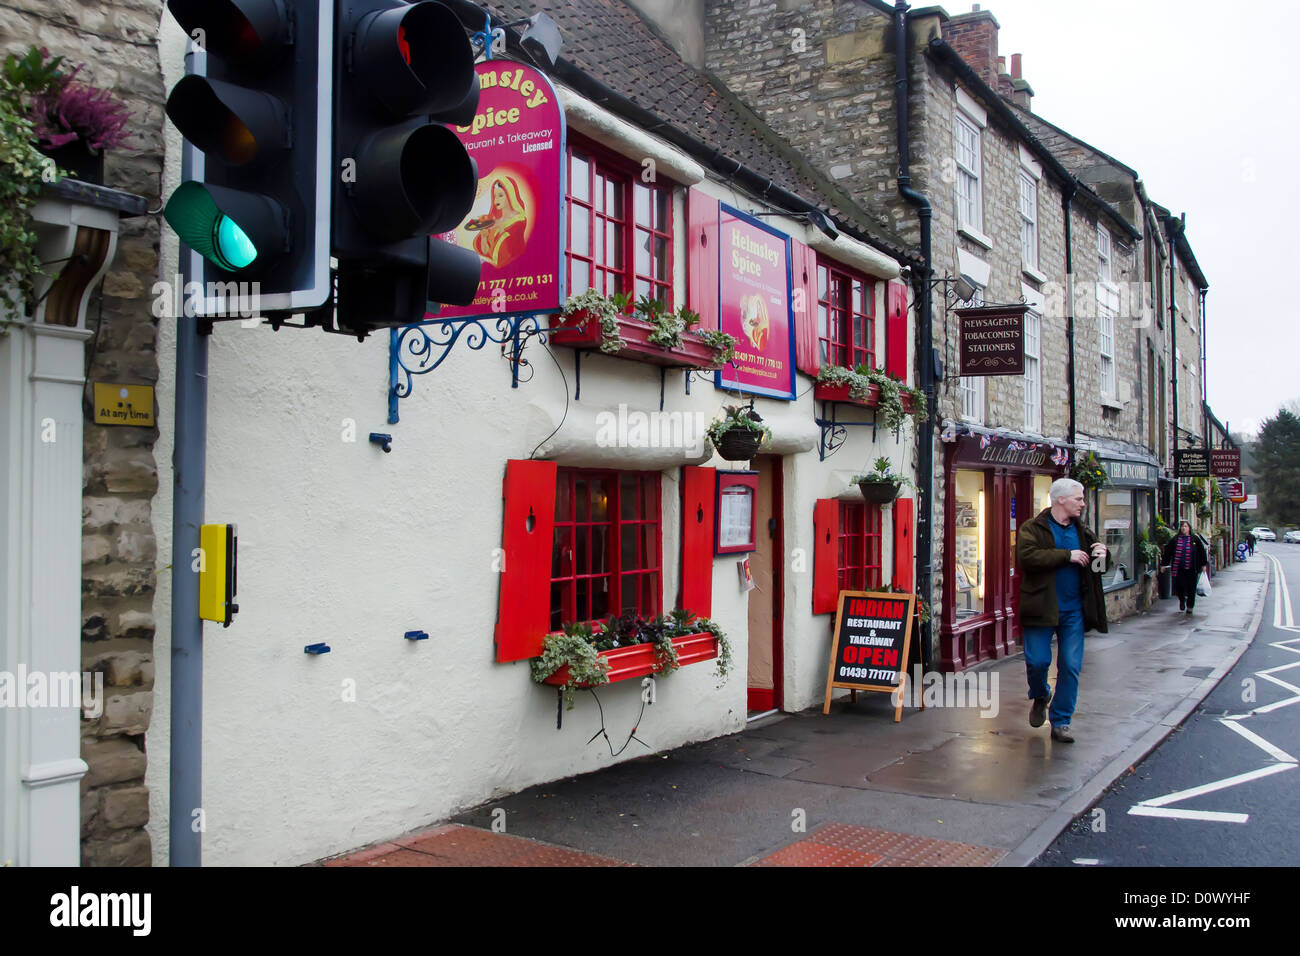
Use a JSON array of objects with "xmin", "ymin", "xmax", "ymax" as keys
[
  {"xmin": 715, "ymin": 206, "xmax": 796, "ymax": 400},
  {"xmin": 430, "ymin": 61, "xmax": 565, "ymax": 321}
]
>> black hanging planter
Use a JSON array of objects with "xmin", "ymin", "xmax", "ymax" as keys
[
  {"xmin": 857, "ymin": 480, "xmax": 901, "ymax": 504},
  {"xmin": 713, "ymin": 428, "xmax": 764, "ymax": 462},
  {"xmin": 41, "ymin": 141, "xmax": 105, "ymax": 186}
]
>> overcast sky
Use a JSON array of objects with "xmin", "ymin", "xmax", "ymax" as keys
[{"xmin": 979, "ymin": 0, "xmax": 1296, "ymax": 438}]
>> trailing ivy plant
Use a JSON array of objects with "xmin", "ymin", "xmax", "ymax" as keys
[
  {"xmin": 530, "ymin": 622, "xmax": 611, "ymax": 710},
  {"xmin": 695, "ymin": 328, "xmax": 737, "ymax": 368},
  {"xmin": 559, "ymin": 288, "xmax": 624, "ymax": 354},
  {"xmin": 815, "ymin": 364, "xmax": 920, "ymax": 433},
  {"xmin": 1, "ymin": 76, "xmax": 57, "ymax": 316}
]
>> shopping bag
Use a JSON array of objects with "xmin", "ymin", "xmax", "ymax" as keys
[{"xmin": 1196, "ymin": 570, "xmax": 1211, "ymax": 597}]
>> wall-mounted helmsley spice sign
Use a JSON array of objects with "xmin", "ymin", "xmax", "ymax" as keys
[{"xmin": 957, "ymin": 304, "xmax": 1028, "ymax": 377}]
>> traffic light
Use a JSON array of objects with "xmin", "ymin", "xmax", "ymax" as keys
[
  {"xmin": 162, "ymin": 0, "xmax": 332, "ymax": 316},
  {"xmin": 329, "ymin": 0, "xmax": 482, "ymax": 336}
]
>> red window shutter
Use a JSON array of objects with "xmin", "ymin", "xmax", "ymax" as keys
[
  {"xmin": 679, "ymin": 465, "xmax": 715, "ymax": 617},
  {"xmin": 892, "ymin": 496, "xmax": 915, "ymax": 593},
  {"xmin": 687, "ymin": 188, "xmax": 719, "ymax": 331},
  {"xmin": 885, "ymin": 279, "xmax": 909, "ymax": 381},
  {"xmin": 495, "ymin": 459, "xmax": 558, "ymax": 663},
  {"xmin": 792, "ymin": 239, "xmax": 820, "ymax": 375},
  {"xmin": 813, "ymin": 498, "xmax": 840, "ymax": 614}
]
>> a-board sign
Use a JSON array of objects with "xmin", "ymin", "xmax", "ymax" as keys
[{"xmin": 822, "ymin": 590, "xmax": 915, "ymax": 722}]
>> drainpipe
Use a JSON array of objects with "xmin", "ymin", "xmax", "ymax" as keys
[
  {"xmin": 1167, "ymin": 215, "xmax": 1181, "ymax": 464},
  {"xmin": 1063, "ymin": 183, "xmax": 1077, "ymax": 444},
  {"xmin": 893, "ymin": 0, "xmax": 934, "ymax": 672}
]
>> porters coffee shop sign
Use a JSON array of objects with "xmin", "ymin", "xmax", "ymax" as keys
[{"xmin": 957, "ymin": 305, "xmax": 1028, "ymax": 377}]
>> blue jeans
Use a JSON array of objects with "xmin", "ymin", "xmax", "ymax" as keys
[{"xmin": 1023, "ymin": 607, "xmax": 1085, "ymax": 727}]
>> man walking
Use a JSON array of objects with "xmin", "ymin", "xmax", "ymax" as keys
[{"xmin": 1016, "ymin": 478, "xmax": 1109, "ymax": 743}]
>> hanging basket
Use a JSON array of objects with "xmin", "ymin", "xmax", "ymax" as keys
[
  {"xmin": 857, "ymin": 480, "xmax": 901, "ymax": 504},
  {"xmin": 713, "ymin": 428, "xmax": 764, "ymax": 462}
]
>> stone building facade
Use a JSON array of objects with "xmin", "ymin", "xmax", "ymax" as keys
[{"xmin": 2, "ymin": 0, "xmax": 165, "ymax": 865}]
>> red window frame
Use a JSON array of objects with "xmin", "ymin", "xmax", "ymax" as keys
[
  {"xmin": 837, "ymin": 501, "xmax": 883, "ymax": 592},
  {"xmin": 550, "ymin": 468, "xmax": 663, "ymax": 630},
  {"xmin": 817, "ymin": 258, "xmax": 876, "ymax": 369},
  {"xmin": 565, "ymin": 137, "xmax": 674, "ymax": 307}
]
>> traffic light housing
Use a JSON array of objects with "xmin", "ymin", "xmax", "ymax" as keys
[
  {"xmin": 163, "ymin": 0, "xmax": 332, "ymax": 316},
  {"xmin": 329, "ymin": 0, "xmax": 482, "ymax": 336}
]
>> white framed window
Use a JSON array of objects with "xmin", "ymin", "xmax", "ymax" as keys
[
  {"xmin": 1099, "ymin": 295, "xmax": 1116, "ymax": 399},
  {"xmin": 1023, "ymin": 310, "xmax": 1041, "ymax": 433},
  {"xmin": 959, "ymin": 285, "xmax": 985, "ymax": 423},
  {"xmin": 954, "ymin": 113, "xmax": 982, "ymax": 233},
  {"xmin": 1097, "ymin": 225, "xmax": 1112, "ymax": 283},
  {"xmin": 1019, "ymin": 171, "xmax": 1038, "ymax": 273}
]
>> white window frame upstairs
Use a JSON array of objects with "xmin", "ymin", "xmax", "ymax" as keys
[
  {"xmin": 1098, "ymin": 285, "xmax": 1118, "ymax": 401},
  {"xmin": 1097, "ymin": 225, "xmax": 1112, "ymax": 283},
  {"xmin": 1019, "ymin": 170, "xmax": 1038, "ymax": 274},
  {"xmin": 1023, "ymin": 309, "xmax": 1041, "ymax": 433},
  {"xmin": 958, "ymin": 285, "xmax": 985, "ymax": 424},
  {"xmin": 954, "ymin": 112, "xmax": 983, "ymax": 235}
]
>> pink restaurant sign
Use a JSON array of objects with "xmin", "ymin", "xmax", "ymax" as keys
[
  {"xmin": 714, "ymin": 205, "xmax": 796, "ymax": 400},
  {"xmin": 429, "ymin": 61, "xmax": 566, "ymax": 321}
]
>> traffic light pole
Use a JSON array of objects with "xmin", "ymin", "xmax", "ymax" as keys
[{"xmin": 169, "ymin": 141, "xmax": 208, "ymax": 866}]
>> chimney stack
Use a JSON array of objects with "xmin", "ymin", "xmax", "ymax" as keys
[
  {"xmin": 1009, "ymin": 53, "xmax": 1033, "ymax": 110},
  {"xmin": 942, "ymin": 6, "xmax": 1001, "ymax": 92}
]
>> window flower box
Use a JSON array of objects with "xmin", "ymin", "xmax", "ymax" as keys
[
  {"xmin": 814, "ymin": 381, "xmax": 917, "ymax": 413},
  {"xmin": 541, "ymin": 632, "xmax": 719, "ymax": 689},
  {"xmin": 549, "ymin": 311, "xmax": 720, "ymax": 369}
]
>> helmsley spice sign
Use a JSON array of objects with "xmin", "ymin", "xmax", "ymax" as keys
[{"xmin": 957, "ymin": 304, "xmax": 1028, "ymax": 377}]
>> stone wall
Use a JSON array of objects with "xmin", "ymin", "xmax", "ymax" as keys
[{"xmin": 2, "ymin": 0, "xmax": 166, "ymax": 866}]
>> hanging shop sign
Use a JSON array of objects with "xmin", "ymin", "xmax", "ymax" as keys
[
  {"xmin": 1174, "ymin": 449, "xmax": 1210, "ymax": 478},
  {"xmin": 92, "ymin": 383, "xmax": 155, "ymax": 427},
  {"xmin": 1218, "ymin": 478, "xmax": 1246, "ymax": 503},
  {"xmin": 957, "ymin": 304, "xmax": 1028, "ymax": 377},
  {"xmin": 715, "ymin": 205, "xmax": 796, "ymax": 401},
  {"xmin": 430, "ymin": 61, "xmax": 565, "ymax": 321},
  {"xmin": 822, "ymin": 590, "xmax": 915, "ymax": 722},
  {"xmin": 1241, "ymin": 495, "xmax": 1257, "ymax": 510},
  {"xmin": 1210, "ymin": 449, "xmax": 1241, "ymax": 478}
]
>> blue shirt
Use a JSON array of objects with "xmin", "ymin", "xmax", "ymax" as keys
[{"xmin": 1049, "ymin": 517, "xmax": 1083, "ymax": 612}]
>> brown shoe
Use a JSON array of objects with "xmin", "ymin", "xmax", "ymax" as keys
[
  {"xmin": 1030, "ymin": 697, "xmax": 1049, "ymax": 728},
  {"xmin": 1050, "ymin": 725, "xmax": 1075, "ymax": 743}
]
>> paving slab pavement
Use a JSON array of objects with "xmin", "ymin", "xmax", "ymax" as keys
[{"xmin": 325, "ymin": 560, "xmax": 1268, "ymax": 867}]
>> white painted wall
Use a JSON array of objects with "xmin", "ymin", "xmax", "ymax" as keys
[{"xmin": 147, "ymin": 30, "xmax": 918, "ymax": 864}]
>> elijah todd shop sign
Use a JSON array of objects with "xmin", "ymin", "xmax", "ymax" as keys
[{"xmin": 823, "ymin": 591, "xmax": 915, "ymax": 722}]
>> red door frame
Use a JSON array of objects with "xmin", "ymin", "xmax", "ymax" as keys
[{"xmin": 746, "ymin": 455, "xmax": 784, "ymax": 712}]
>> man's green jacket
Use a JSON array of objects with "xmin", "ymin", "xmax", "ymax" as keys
[{"xmin": 1015, "ymin": 508, "xmax": 1110, "ymax": 633}]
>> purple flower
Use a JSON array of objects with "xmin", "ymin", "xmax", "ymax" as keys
[{"xmin": 29, "ymin": 64, "xmax": 132, "ymax": 152}]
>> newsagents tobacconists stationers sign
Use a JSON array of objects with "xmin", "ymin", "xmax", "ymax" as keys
[
  {"xmin": 957, "ymin": 304, "xmax": 1028, "ymax": 377},
  {"xmin": 432, "ymin": 61, "xmax": 565, "ymax": 321},
  {"xmin": 823, "ymin": 591, "xmax": 916, "ymax": 722},
  {"xmin": 715, "ymin": 205, "xmax": 797, "ymax": 400}
]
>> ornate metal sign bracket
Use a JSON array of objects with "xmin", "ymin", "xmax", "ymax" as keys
[
  {"xmin": 388, "ymin": 313, "xmax": 549, "ymax": 424},
  {"xmin": 813, "ymin": 399, "xmax": 879, "ymax": 461}
]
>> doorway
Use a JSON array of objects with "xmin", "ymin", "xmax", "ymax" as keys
[{"xmin": 746, "ymin": 455, "xmax": 784, "ymax": 715}]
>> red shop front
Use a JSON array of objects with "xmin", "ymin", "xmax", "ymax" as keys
[{"xmin": 938, "ymin": 434, "xmax": 1067, "ymax": 672}]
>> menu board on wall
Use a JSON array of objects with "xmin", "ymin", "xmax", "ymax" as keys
[
  {"xmin": 429, "ymin": 62, "xmax": 566, "ymax": 321},
  {"xmin": 714, "ymin": 205, "xmax": 796, "ymax": 400}
]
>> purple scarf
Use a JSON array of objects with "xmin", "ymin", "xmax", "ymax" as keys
[{"xmin": 1173, "ymin": 534, "xmax": 1193, "ymax": 571}]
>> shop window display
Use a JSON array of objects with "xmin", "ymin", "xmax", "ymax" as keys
[
  {"xmin": 1097, "ymin": 490, "xmax": 1135, "ymax": 590},
  {"xmin": 953, "ymin": 469, "xmax": 986, "ymax": 618}
]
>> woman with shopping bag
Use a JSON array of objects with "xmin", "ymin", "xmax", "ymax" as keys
[{"xmin": 1161, "ymin": 520, "xmax": 1209, "ymax": 615}]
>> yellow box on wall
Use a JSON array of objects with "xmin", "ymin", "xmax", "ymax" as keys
[{"xmin": 199, "ymin": 524, "xmax": 238, "ymax": 627}]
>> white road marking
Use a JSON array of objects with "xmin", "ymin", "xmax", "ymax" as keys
[
  {"xmin": 1126, "ymin": 554, "xmax": 1299, "ymax": 825},
  {"xmin": 1128, "ymin": 806, "xmax": 1251, "ymax": 824},
  {"xmin": 1072, "ymin": 858, "xmax": 1100, "ymax": 865},
  {"xmin": 1217, "ymin": 718, "xmax": 1297, "ymax": 763}
]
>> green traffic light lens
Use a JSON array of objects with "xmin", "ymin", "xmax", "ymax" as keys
[
  {"xmin": 214, "ymin": 215, "xmax": 257, "ymax": 269},
  {"xmin": 164, "ymin": 181, "xmax": 262, "ymax": 273}
]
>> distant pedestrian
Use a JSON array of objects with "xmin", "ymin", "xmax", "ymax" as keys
[
  {"xmin": 1162, "ymin": 520, "xmax": 1208, "ymax": 615},
  {"xmin": 1246, "ymin": 531, "xmax": 1256, "ymax": 556},
  {"xmin": 1016, "ymin": 477, "xmax": 1109, "ymax": 744}
]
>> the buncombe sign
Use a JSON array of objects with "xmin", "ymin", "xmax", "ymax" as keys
[{"xmin": 957, "ymin": 305, "xmax": 1028, "ymax": 376}]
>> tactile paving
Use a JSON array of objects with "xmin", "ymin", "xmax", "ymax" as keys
[
  {"xmin": 750, "ymin": 822, "xmax": 1005, "ymax": 867},
  {"xmin": 326, "ymin": 824, "xmax": 631, "ymax": 867}
]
